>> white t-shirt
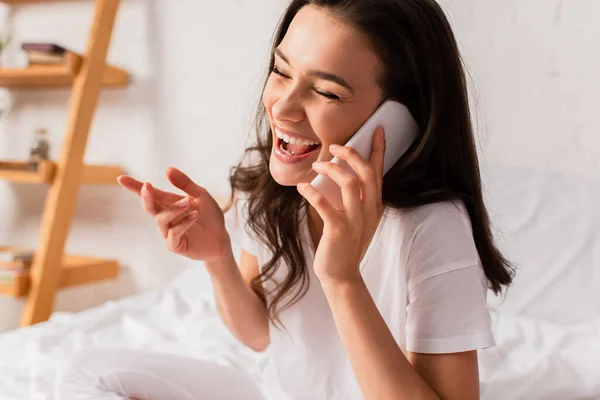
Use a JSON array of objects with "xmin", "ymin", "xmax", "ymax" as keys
[{"xmin": 224, "ymin": 197, "xmax": 495, "ymax": 400}]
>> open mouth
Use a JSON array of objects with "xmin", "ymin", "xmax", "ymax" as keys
[{"xmin": 275, "ymin": 128, "xmax": 321, "ymax": 159}]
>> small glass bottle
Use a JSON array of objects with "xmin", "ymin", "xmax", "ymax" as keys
[{"xmin": 28, "ymin": 128, "xmax": 50, "ymax": 171}]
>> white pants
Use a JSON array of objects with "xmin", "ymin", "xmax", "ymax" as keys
[{"xmin": 54, "ymin": 348, "xmax": 265, "ymax": 400}]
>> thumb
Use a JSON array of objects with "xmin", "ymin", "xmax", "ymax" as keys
[{"xmin": 166, "ymin": 167, "xmax": 206, "ymax": 198}]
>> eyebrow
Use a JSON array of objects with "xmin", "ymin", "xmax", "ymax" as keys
[{"xmin": 274, "ymin": 48, "xmax": 355, "ymax": 95}]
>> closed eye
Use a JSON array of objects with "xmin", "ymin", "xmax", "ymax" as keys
[
  {"xmin": 272, "ymin": 65, "xmax": 290, "ymax": 79},
  {"xmin": 316, "ymin": 90, "xmax": 340, "ymax": 100},
  {"xmin": 273, "ymin": 64, "xmax": 340, "ymax": 101}
]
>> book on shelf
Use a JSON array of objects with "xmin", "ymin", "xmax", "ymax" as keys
[
  {"xmin": 21, "ymin": 43, "xmax": 66, "ymax": 54},
  {"xmin": 28, "ymin": 51, "xmax": 66, "ymax": 65},
  {"xmin": 0, "ymin": 262, "xmax": 28, "ymax": 285},
  {"xmin": 21, "ymin": 42, "xmax": 68, "ymax": 66},
  {"xmin": 0, "ymin": 269, "xmax": 28, "ymax": 281},
  {"xmin": 0, "ymin": 274, "xmax": 16, "ymax": 285},
  {"xmin": 0, "ymin": 249, "xmax": 32, "ymax": 285}
]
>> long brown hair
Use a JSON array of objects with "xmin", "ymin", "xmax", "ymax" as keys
[{"xmin": 229, "ymin": 0, "xmax": 514, "ymax": 327}]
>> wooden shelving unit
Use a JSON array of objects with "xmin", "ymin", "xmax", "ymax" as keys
[{"xmin": 0, "ymin": 0, "xmax": 128, "ymax": 327}]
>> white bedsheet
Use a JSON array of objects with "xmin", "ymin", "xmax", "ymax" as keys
[
  {"xmin": 480, "ymin": 165, "xmax": 600, "ymax": 399},
  {"xmin": 480, "ymin": 315, "xmax": 600, "ymax": 399},
  {"xmin": 0, "ymin": 268, "xmax": 265, "ymax": 400},
  {"xmin": 0, "ymin": 165, "xmax": 598, "ymax": 400}
]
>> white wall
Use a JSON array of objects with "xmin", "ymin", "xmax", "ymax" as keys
[
  {"xmin": 440, "ymin": 0, "xmax": 600, "ymax": 175},
  {"xmin": 0, "ymin": 0, "xmax": 597, "ymax": 331}
]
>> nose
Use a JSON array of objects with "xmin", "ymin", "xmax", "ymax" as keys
[{"xmin": 271, "ymin": 86, "xmax": 305, "ymax": 124}]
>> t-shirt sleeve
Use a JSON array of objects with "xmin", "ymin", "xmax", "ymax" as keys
[
  {"xmin": 404, "ymin": 201, "xmax": 496, "ymax": 354},
  {"xmin": 223, "ymin": 196, "xmax": 262, "ymax": 258}
]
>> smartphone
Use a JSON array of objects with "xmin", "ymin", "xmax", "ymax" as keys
[{"xmin": 310, "ymin": 100, "xmax": 419, "ymax": 210}]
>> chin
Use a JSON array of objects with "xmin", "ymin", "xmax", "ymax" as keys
[{"xmin": 269, "ymin": 150, "xmax": 317, "ymax": 187}]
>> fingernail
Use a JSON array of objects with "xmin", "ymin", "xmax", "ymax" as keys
[
  {"xmin": 188, "ymin": 210, "xmax": 199, "ymax": 219},
  {"xmin": 312, "ymin": 162, "xmax": 323, "ymax": 169},
  {"xmin": 142, "ymin": 183, "xmax": 149, "ymax": 195},
  {"xmin": 329, "ymin": 144, "xmax": 341, "ymax": 151},
  {"xmin": 378, "ymin": 127, "xmax": 385, "ymax": 142},
  {"xmin": 178, "ymin": 197, "xmax": 190, "ymax": 208}
]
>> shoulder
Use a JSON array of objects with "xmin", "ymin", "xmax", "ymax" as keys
[
  {"xmin": 404, "ymin": 200, "xmax": 472, "ymax": 234},
  {"xmin": 403, "ymin": 200, "xmax": 475, "ymax": 253},
  {"xmin": 381, "ymin": 200, "xmax": 473, "ymax": 244},
  {"xmin": 384, "ymin": 200, "xmax": 480, "ymax": 290}
]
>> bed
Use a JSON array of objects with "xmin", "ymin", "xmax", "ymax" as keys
[{"xmin": 0, "ymin": 164, "xmax": 598, "ymax": 400}]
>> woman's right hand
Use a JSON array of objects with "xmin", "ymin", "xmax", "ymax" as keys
[{"xmin": 117, "ymin": 167, "xmax": 231, "ymax": 263}]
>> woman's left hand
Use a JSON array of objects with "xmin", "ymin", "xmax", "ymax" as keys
[{"xmin": 297, "ymin": 127, "xmax": 386, "ymax": 286}]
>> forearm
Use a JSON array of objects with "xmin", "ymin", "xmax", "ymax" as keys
[
  {"xmin": 322, "ymin": 277, "xmax": 439, "ymax": 400},
  {"xmin": 205, "ymin": 249, "xmax": 270, "ymax": 352}
]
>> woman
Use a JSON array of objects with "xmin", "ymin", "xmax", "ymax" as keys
[{"xmin": 56, "ymin": 0, "xmax": 513, "ymax": 399}]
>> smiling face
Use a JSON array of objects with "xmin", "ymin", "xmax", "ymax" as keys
[{"xmin": 263, "ymin": 5, "xmax": 385, "ymax": 186}]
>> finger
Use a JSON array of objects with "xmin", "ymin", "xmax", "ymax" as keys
[
  {"xmin": 120, "ymin": 176, "xmax": 165, "ymax": 214},
  {"xmin": 313, "ymin": 161, "xmax": 361, "ymax": 216},
  {"xmin": 141, "ymin": 182, "xmax": 163, "ymax": 216},
  {"xmin": 166, "ymin": 167, "xmax": 207, "ymax": 198},
  {"xmin": 329, "ymin": 135, "xmax": 380, "ymax": 208},
  {"xmin": 155, "ymin": 197, "xmax": 194, "ymax": 238},
  {"xmin": 166, "ymin": 210, "xmax": 199, "ymax": 253},
  {"xmin": 117, "ymin": 175, "xmax": 144, "ymax": 195},
  {"xmin": 297, "ymin": 183, "xmax": 338, "ymax": 223},
  {"xmin": 368, "ymin": 127, "xmax": 386, "ymax": 201},
  {"xmin": 152, "ymin": 185, "xmax": 185, "ymax": 204},
  {"xmin": 118, "ymin": 175, "xmax": 183, "ymax": 206}
]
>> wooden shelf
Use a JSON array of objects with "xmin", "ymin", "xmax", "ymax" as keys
[
  {"xmin": 0, "ymin": 160, "xmax": 55, "ymax": 183},
  {"xmin": 0, "ymin": 275, "xmax": 29, "ymax": 297},
  {"xmin": 81, "ymin": 164, "xmax": 124, "ymax": 184},
  {"xmin": 0, "ymin": 52, "xmax": 128, "ymax": 88},
  {"xmin": 60, "ymin": 254, "xmax": 119, "ymax": 289},
  {"xmin": 0, "ymin": 160, "xmax": 123, "ymax": 184},
  {"xmin": 0, "ymin": 250, "xmax": 119, "ymax": 298}
]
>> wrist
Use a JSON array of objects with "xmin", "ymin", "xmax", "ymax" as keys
[
  {"xmin": 205, "ymin": 258, "xmax": 241, "ymax": 287},
  {"xmin": 320, "ymin": 274, "xmax": 364, "ymax": 298},
  {"xmin": 204, "ymin": 234, "xmax": 237, "ymax": 276}
]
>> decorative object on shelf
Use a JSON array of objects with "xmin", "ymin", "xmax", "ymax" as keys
[
  {"xmin": 28, "ymin": 128, "xmax": 50, "ymax": 171},
  {"xmin": 21, "ymin": 42, "xmax": 67, "ymax": 66}
]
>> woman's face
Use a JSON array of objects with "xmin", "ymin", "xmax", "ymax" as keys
[{"xmin": 263, "ymin": 5, "xmax": 385, "ymax": 186}]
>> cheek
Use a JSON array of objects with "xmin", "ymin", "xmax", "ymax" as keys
[{"xmin": 311, "ymin": 108, "xmax": 356, "ymax": 147}]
